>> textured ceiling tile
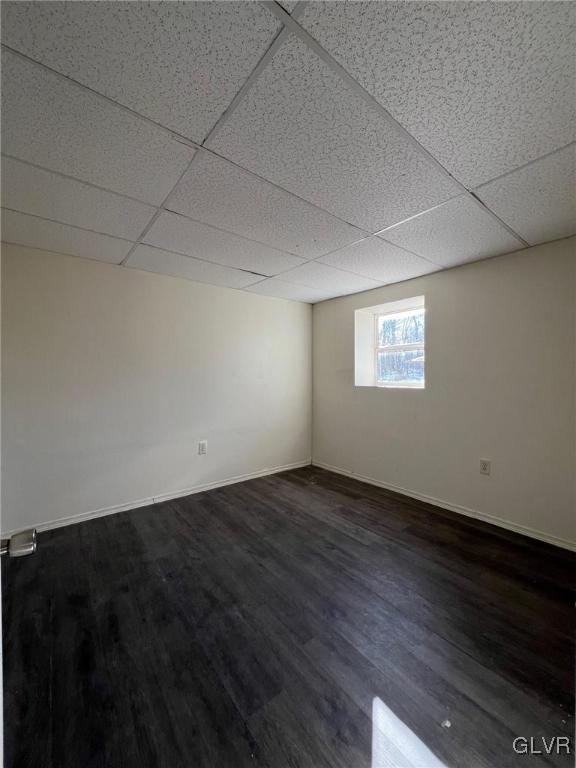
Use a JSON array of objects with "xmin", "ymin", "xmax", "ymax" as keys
[
  {"xmin": 245, "ymin": 278, "xmax": 334, "ymax": 303},
  {"xmin": 1, "ymin": 1, "xmax": 281, "ymax": 143},
  {"xmin": 381, "ymin": 196, "xmax": 523, "ymax": 267},
  {"xmin": 143, "ymin": 211, "xmax": 307, "ymax": 277},
  {"xmin": 299, "ymin": 1, "xmax": 576, "ymax": 187},
  {"xmin": 278, "ymin": 260, "xmax": 380, "ymax": 294},
  {"xmin": 278, "ymin": 1, "xmax": 300, "ymax": 13},
  {"xmin": 127, "ymin": 245, "xmax": 261, "ymax": 289},
  {"xmin": 475, "ymin": 145, "xmax": 576, "ymax": 246},
  {"xmin": 318, "ymin": 237, "xmax": 439, "ymax": 283},
  {"xmin": 1, "ymin": 157, "xmax": 156, "ymax": 241},
  {"xmin": 168, "ymin": 151, "xmax": 367, "ymax": 258},
  {"xmin": 1, "ymin": 50, "xmax": 194, "ymax": 205},
  {"xmin": 1, "ymin": 209, "xmax": 132, "ymax": 264},
  {"xmin": 206, "ymin": 35, "xmax": 460, "ymax": 231}
]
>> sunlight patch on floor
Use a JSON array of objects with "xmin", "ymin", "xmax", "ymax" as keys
[{"xmin": 372, "ymin": 697, "xmax": 446, "ymax": 768}]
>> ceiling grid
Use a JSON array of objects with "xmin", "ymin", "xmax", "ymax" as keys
[{"xmin": 1, "ymin": 0, "xmax": 574, "ymax": 301}]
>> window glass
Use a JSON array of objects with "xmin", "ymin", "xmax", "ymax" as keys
[
  {"xmin": 377, "ymin": 310, "xmax": 424, "ymax": 347},
  {"xmin": 376, "ymin": 349, "xmax": 425, "ymax": 384}
]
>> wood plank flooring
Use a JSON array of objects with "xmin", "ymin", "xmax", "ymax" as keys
[{"xmin": 3, "ymin": 466, "xmax": 574, "ymax": 767}]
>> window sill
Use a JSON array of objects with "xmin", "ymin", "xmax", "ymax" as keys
[
  {"xmin": 354, "ymin": 382, "xmax": 426, "ymax": 390},
  {"xmin": 377, "ymin": 381, "xmax": 424, "ymax": 389},
  {"xmin": 354, "ymin": 382, "xmax": 426, "ymax": 389}
]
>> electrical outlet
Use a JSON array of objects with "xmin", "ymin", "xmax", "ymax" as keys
[
  {"xmin": 480, "ymin": 459, "xmax": 491, "ymax": 476},
  {"xmin": 198, "ymin": 440, "xmax": 207, "ymax": 456}
]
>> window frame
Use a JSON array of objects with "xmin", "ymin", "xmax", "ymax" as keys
[
  {"xmin": 354, "ymin": 296, "xmax": 425, "ymax": 389},
  {"xmin": 373, "ymin": 307, "xmax": 425, "ymax": 389}
]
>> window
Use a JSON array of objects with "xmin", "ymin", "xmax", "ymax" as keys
[
  {"xmin": 375, "ymin": 308, "xmax": 425, "ymax": 387},
  {"xmin": 355, "ymin": 296, "xmax": 425, "ymax": 389}
]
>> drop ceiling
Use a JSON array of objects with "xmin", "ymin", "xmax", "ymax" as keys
[{"xmin": 1, "ymin": 1, "xmax": 575, "ymax": 303}]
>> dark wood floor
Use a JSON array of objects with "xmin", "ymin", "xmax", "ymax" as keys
[{"xmin": 3, "ymin": 466, "xmax": 575, "ymax": 768}]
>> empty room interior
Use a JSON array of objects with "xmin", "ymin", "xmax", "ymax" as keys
[{"xmin": 1, "ymin": 1, "xmax": 575, "ymax": 766}]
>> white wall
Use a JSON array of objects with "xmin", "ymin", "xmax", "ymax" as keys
[
  {"xmin": 0, "ymin": 245, "xmax": 3, "ymax": 762},
  {"xmin": 3, "ymin": 238, "xmax": 575, "ymax": 550},
  {"xmin": 313, "ymin": 237, "xmax": 576, "ymax": 549},
  {"xmin": 1, "ymin": 243, "xmax": 312, "ymax": 534}
]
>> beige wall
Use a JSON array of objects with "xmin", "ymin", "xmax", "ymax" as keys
[
  {"xmin": 1, "ymin": 243, "xmax": 312, "ymax": 534},
  {"xmin": 3, "ymin": 238, "xmax": 574, "ymax": 549},
  {"xmin": 313, "ymin": 237, "xmax": 576, "ymax": 549},
  {"xmin": 0, "ymin": 247, "xmax": 3, "ymax": 757}
]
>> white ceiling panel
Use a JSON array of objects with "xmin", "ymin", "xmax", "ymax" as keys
[
  {"xmin": 278, "ymin": 2, "xmax": 300, "ymax": 14},
  {"xmin": 299, "ymin": 1, "xmax": 576, "ymax": 188},
  {"xmin": 168, "ymin": 150, "xmax": 367, "ymax": 259},
  {"xmin": 1, "ymin": 209, "xmax": 132, "ymax": 264},
  {"xmin": 1, "ymin": 157, "xmax": 156, "ymax": 241},
  {"xmin": 278, "ymin": 261, "xmax": 380, "ymax": 295},
  {"xmin": 381, "ymin": 196, "xmax": 524, "ymax": 268},
  {"xmin": 1, "ymin": 50, "xmax": 194, "ymax": 205},
  {"xmin": 143, "ymin": 211, "xmax": 306, "ymax": 277},
  {"xmin": 207, "ymin": 35, "xmax": 460, "ymax": 232},
  {"xmin": 319, "ymin": 237, "xmax": 439, "ymax": 283},
  {"xmin": 246, "ymin": 278, "xmax": 334, "ymax": 303},
  {"xmin": 1, "ymin": 1, "xmax": 281, "ymax": 143},
  {"xmin": 126, "ymin": 245, "xmax": 261, "ymax": 289},
  {"xmin": 1, "ymin": 2, "xmax": 572, "ymax": 300},
  {"xmin": 475, "ymin": 145, "xmax": 576, "ymax": 246}
]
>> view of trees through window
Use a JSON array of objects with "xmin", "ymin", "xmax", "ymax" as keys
[{"xmin": 376, "ymin": 310, "xmax": 425, "ymax": 385}]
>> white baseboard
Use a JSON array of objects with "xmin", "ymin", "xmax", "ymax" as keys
[
  {"xmin": 312, "ymin": 460, "xmax": 576, "ymax": 552},
  {"xmin": 2, "ymin": 459, "xmax": 311, "ymax": 538},
  {"xmin": 6, "ymin": 458, "xmax": 574, "ymax": 552}
]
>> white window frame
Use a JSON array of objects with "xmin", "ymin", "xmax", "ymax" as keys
[
  {"xmin": 374, "ymin": 307, "xmax": 425, "ymax": 389},
  {"xmin": 354, "ymin": 296, "xmax": 425, "ymax": 389}
]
